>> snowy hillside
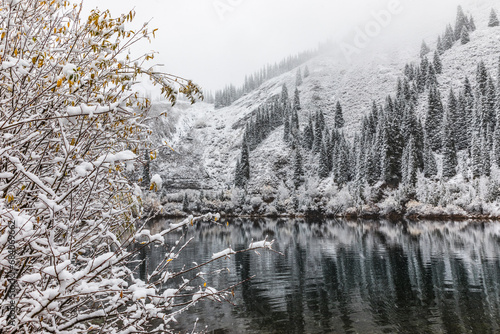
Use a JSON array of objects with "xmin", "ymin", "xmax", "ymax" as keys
[{"xmin": 144, "ymin": 1, "xmax": 500, "ymax": 218}]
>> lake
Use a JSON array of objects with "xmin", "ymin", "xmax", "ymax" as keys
[{"xmin": 136, "ymin": 218, "xmax": 500, "ymax": 334}]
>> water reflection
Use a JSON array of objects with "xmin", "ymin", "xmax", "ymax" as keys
[{"xmin": 138, "ymin": 219, "xmax": 500, "ymax": 334}]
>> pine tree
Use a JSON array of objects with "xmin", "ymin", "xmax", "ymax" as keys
[
  {"xmin": 293, "ymin": 148, "xmax": 304, "ymax": 188},
  {"xmin": 423, "ymin": 134, "xmax": 438, "ymax": 178},
  {"xmin": 477, "ymin": 60, "xmax": 489, "ymax": 95},
  {"xmin": 425, "ymin": 85, "xmax": 444, "ymax": 151},
  {"xmin": 469, "ymin": 15, "xmax": 476, "ymax": 31},
  {"xmin": 290, "ymin": 89, "xmax": 300, "ymax": 140},
  {"xmin": 427, "ymin": 64, "xmax": 438, "ymax": 88},
  {"xmin": 302, "ymin": 115, "xmax": 314, "ymax": 150},
  {"xmin": 335, "ymin": 138, "xmax": 351, "ymax": 185},
  {"xmin": 402, "ymin": 136, "xmax": 418, "ymax": 187},
  {"xmin": 482, "ymin": 133, "xmax": 491, "ymax": 177},
  {"xmin": 334, "ymin": 101, "xmax": 345, "ymax": 128},
  {"xmin": 494, "ymin": 121, "xmax": 500, "ymax": 166},
  {"xmin": 442, "ymin": 109, "xmax": 458, "ymax": 179},
  {"xmin": 313, "ymin": 110, "xmax": 326, "ymax": 153},
  {"xmin": 460, "ymin": 26, "xmax": 470, "ymax": 44},
  {"xmin": 293, "ymin": 87, "xmax": 301, "ymax": 111},
  {"xmin": 487, "ymin": 76, "xmax": 497, "ymax": 130},
  {"xmin": 489, "ymin": 9, "xmax": 499, "ymax": 27},
  {"xmin": 235, "ymin": 138, "xmax": 250, "ymax": 188},
  {"xmin": 497, "ymin": 57, "xmax": 500, "ymax": 112},
  {"xmin": 417, "ymin": 56, "xmax": 429, "ymax": 92},
  {"xmin": 443, "ymin": 24, "xmax": 455, "ymax": 50},
  {"xmin": 456, "ymin": 92, "xmax": 469, "ymax": 150},
  {"xmin": 433, "ymin": 51, "xmax": 443, "ymax": 74},
  {"xmin": 281, "ymin": 83, "xmax": 289, "ymax": 110},
  {"xmin": 455, "ymin": 5, "xmax": 469, "ymax": 41},
  {"xmin": 420, "ymin": 40, "xmax": 430, "ymax": 58},
  {"xmin": 365, "ymin": 142, "xmax": 379, "ymax": 185},
  {"xmin": 447, "ymin": 88, "xmax": 459, "ymax": 143},
  {"xmin": 296, "ymin": 68, "xmax": 303, "ymax": 86},
  {"xmin": 304, "ymin": 65, "xmax": 310, "ymax": 78},
  {"xmin": 471, "ymin": 133, "xmax": 482, "ymax": 179},
  {"xmin": 318, "ymin": 142, "xmax": 330, "ymax": 178},
  {"xmin": 437, "ymin": 35, "xmax": 445, "ymax": 55},
  {"xmin": 283, "ymin": 112, "xmax": 291, "ymax": 143}
]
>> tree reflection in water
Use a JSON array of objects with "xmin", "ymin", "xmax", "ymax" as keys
[{"xmin": 136, "ymin": 219, "xmax": 500, "ymax": 334}]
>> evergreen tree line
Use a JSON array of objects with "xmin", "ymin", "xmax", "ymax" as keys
[
  {"xmin": 353, "ymin": 56, "xmax": 500, "ymax": 190},
  {"xmin": 234, "ymin": 6, "xmax": 500, "ymax": 196},
  {"xmin": 214, "ymin": 50, "xmax": 315, "ymax": 109},
  {"xmin": 235, "ymin": 81, "xmax": 348, "ymax": 189}
]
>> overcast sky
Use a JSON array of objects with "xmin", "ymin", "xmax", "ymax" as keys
[{"xmin": 82, "ymin": 0, "xmax": 478, "ymax": 93}]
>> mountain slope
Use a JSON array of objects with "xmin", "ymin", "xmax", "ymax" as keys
[{"xmin": 145, "ymin": 1, "xmax": 500, "ymax": 217}]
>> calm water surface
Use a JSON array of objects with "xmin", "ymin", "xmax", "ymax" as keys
[{"xmin": 137, "ymin": 219, "xmax": 500, "ymax": 334}]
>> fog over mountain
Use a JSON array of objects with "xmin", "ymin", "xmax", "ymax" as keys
[{"xmin": 83, "ymin": 0, "xmax": 476, "ymax": 92}]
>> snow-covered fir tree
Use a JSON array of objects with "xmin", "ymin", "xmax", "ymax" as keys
[
  {"xmin": 489, "ymin": 8, "xmax": 499, "ymax": 27},
  {"xmin": 334, "ymin": 101, "xmax": 345, "ymax": 128}
]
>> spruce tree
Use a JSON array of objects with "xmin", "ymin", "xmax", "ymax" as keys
[
  {"xmin": 460, "ymin": 26, "xmax": 470, "ymax": 45},
  {"xmin": 293, "ymin": 147, "xmax": 304, "ymax": 188},
  {"xmin": 477, "ymin": 60, "xmax": 489, "ymax": 96},
  {"xmin": 335, "ymin": 138, "xmax": 351, "ymax": 186},
  {"xmin": 433, "ymin": 51, "xmax": 443, "ymax": 74},
  {"xmin": 318, "ymin": 143, "xmax": 330, "ymax": 179},
  {"xmin": 313, "ymin": 110, "xmax": 326, "ymax": 153},
  {"xmin": 443, "ymin": 24, "xmax": 455, "ymax": 50},
  {"xmin": 437, "ymin": 35, "xmax": 445, "ymax": 55},
  {"xmin": 455, "ymin": 5, "xmax": 469, "ymax": 41},
  {"xmin": 469, "ymin": 15, "xmax": 476, "ymax": 31},
  {"xmin": 423, "ymin": 134, "xmax": 438, "ymax": 178},
  {"xmin": 334, "ymin": 101, "xmax": 345, "ymax": 128},
  {"xmin": 482, "ymin": 134, "xmax": 491, "ymax": 177},
  {"xmin": 365, "ymin": 143, "xmax": 379, "ymax": 185},
  {"xmin": 302, "ymin": 115, "xmax": 314, "ymax": 150},
  {"xmin": 471, "ymin": 133, "xmax": 482, "ymax": 179},
  {"xmin": 489, "ymin": 9, "xmax": 499, "ymax": 27},
  {"xmin": 283, "ymin": 112, "xmax": 291, "ymax": 143},
  {"xmin": 420, "ymin": 40, "xmax": 430, "ymax": 58},
  {"xmin": 425, "ymin": 85, "xmax": 444, "ymax": 151},
  {"xmin": 296, "ymin": 68, "xmax": 303, "ymax": 86},
  {"xmin": 293, "ymin": 87, "xmax": 301, "ymax": 111},
  {"xmin": 456, "ymin": 92, "xmax": 470, "ymax": 150},
  {"xmin": 493, "ymin": 121, "xmax": 500, "ymax": 166},
  {"xmin": 281, "ymin": 83, "xmax": 289, "ymax": 110},
  {"xmin": 447, "ymin": 88, "xmax": 459, "ymax": 144},
  {"xmin": 402, "ymin": 136, "xmax": 418, "ymax": 188},
  {"xmin": 442, "ymin": 110, "xmax": 458, "ymax": 179},
  {"xmin": 304, "ymin": 65, "xmax": 310, "ymax": 78},
  {"xmin": 235, "ymin": 138, "xmax": 250, "ymax": 188},
  {"xmin": 487, "ymin": 76, "xmax": 497, "ymax": 130},
  {"xmin": 427, "ymin": 64, "xmax": 438, "ymax": 88}
]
